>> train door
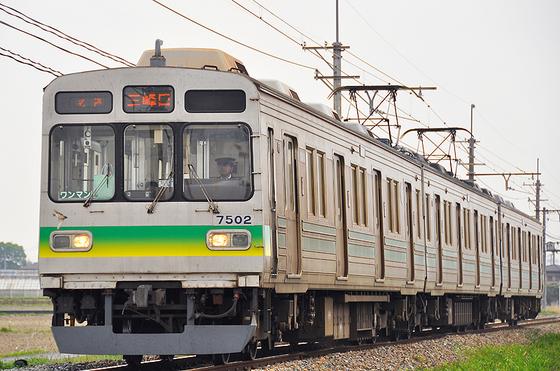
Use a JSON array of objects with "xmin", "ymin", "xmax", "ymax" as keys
[
  {"xmin": 268, "ymin": 128, "xmax": 278, "ymax": 276},
  {"xmin": 490, "ymin": 216, "xmax": 496, "ymax": 287},
  {"xmin": 284, "ymin": 135, "xmax": 301, "ymax": 276},
  {"xmin": 435, "ymin": 195, "xmax": 443, "ymax": 285},
  {"xmin": 374, "ymin": 169, "xmax": 385, "ymax": 280},
  {"xmin": 474, "ymin": 210, "xmax": 480, "ymax": 287},
  {"xmin": 334, "ymin": 154, "xmax": 349, "ymax": 278},
  {"xmin": 456, "ymin": 203, "xmax": 463, "ymax": 286},
  {"xmin": 405, "ymin": 183, "xmax": 415, "ymax": 282}
]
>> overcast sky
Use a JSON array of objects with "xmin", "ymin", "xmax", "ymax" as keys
[{"xmin": 1, "ymin": 0, "xmax": 559, "ymax": 262}]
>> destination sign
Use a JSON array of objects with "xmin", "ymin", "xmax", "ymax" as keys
[
  {"xmin": 55, "ymin": 91, "xmax": 113, "ymax": 114},
  {"xmin": 123, "ymin": 85, "xmax": 174, "ymax": 113}
]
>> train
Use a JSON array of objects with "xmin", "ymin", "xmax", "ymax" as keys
[{"xmin": 38, "ymin": 42, "xmax": 543, "ymax": 365}]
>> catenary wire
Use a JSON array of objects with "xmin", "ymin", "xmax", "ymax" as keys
[
  {"xmin": 152, "ymin": 0, "xmax": 316, "ymax": 71},
  {"xmin": 0, "ymin": 46, "xmax": 61, "ymax": 76},
  {"xmin": 0, "ymin": 2, "xmax": 134, "ymax": 67},
  {"xmin": 0, "ymin": 19, "xmax": 109, "ymax": 69},
  {"xmin": 0, "ymin": 48, "xmax": 61, "ymax": 76}
]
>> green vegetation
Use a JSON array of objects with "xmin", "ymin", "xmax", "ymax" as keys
[
  {"xmin": 420, "ymin": 331, "xmax": 560, "ymax": 371},
  {"xmin": 0, "ymin": 242, "xmax": 28, "ymax": 269},
  {"xmin": 0, "ymin": 355, "xmax": 122, "ymax": 370}
]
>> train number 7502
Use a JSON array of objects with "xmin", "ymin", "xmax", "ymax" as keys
[{"xmin": 216, "ymin": 215, "xmax": 252, "ymax": 225}]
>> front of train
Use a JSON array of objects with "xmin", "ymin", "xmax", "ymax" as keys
[{"xmin": 38, "ymin": 47, "xmax": 267, "ymax": 361}]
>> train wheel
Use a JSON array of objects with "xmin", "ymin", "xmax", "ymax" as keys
[
  {"xmin": 212, "ymin": 353, "xmax": 231, "ymax": 365},
  {"xmin": 244, "ymin": 341, "xmax": 258, "ymax": 360},
  {"xmin": 123, "ymin": 355, "xmax": 142, "ymax": 367}
]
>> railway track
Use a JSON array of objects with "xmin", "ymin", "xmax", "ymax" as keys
[{"xmin": 74, "ymin": 315, "xmax": 558, "ymax": 371}]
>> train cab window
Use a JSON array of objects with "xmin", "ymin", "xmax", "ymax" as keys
[
  {"xmin": 123, "ymin": 125, "xmax": 174, "ymax": 201},
  {"xmin": 183, "ymin": 123, "xmax": 252, "ymax": 201},
  {"xmin": 49, "ymin": 125, "xmax": 115, "ymax": 202}
]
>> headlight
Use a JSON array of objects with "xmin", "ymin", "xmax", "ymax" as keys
[
  {"xmin": 50, "ymin": 230, "xmax": 93, "ymax": 252},
  {"xmin": 209, "ymin": 233, "xmax": 229, "ymax": 247},
  {"xmin": 207, "ymin": 230, "xmax": 251, "ymax": 250},
  {"xmin": 73, "ymin": 234, "xmax": 91, "ymax": 248}
]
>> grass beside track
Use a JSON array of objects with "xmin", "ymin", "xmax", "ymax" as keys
[
  {"xmin": 0, "ymin": 355, "xmax": 122, "ymax": 370},
  {"xmin": 420, "ymin": 330, "xmax": 560, "ymax": 371}
]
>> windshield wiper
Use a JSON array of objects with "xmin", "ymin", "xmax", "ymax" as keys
[
  {"xmin": 147, "ymin": 171, "xmax": 174, "ymax": 214},
  {"xmin": 84, "ymin": 164, "xmax": 113, "ymax": 208},
  {"xmin": 187, "ymin": 164, "xmax": 219, "ymax": 214}
]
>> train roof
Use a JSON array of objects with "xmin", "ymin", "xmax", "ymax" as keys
[{"xmin": 137, "ymin": 48, "xmax": 249, "ymax": 75}]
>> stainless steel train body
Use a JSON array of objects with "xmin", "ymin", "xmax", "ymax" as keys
[{"xmin": 39, "ymin": 48, "xmax": 543, "ymax": 361}]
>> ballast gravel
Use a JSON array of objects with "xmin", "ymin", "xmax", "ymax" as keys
[
  {"xmin": 254, "ymin": 321, "xmax": 560, "ymax": 371},
  {"xmin": 3, "ymin": 320, "xmax": 559, "ymax": 371}
]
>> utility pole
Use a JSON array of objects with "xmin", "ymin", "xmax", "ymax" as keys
[
  {"xmin": 536, "ymin": 159, "xmax": 541, "ymax": 221},
  {"xmin": 303, "ymin": 0, "xmax": 357, "ymax": 117},
  {"xmin": 468, "ymin": 104, "xmax": 476, "ymax": 181},
  {"xmin": 333, "ymin": 0, "xmax": 342, "ymax": 116}
]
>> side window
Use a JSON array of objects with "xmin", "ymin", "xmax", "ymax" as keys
[
  {"xmin": 416, "ymin": 190, "xmax": 422, "ymax": 239},
  {"xmin": 306, "ymin": 148, "xmax": 316, "ymax": 215},
  {"xmin": 305, "ymin": 147, "xmax": 327, "ymax": 217},
  {"xmin": 387, "ymin": 178, "xmax": 400, "ymax": 233},
  {"xmin": 49, "ymin": 125, "xmax": 115, "ymax": 202},
  {"xmin": 425, "ymin": 193, "xmax": 431, "ymax": 241},
  {"xmin": 443, "ymin": 201, "xmax": 453, "ymax": 246},
  {"xmin": 351, "ymin": 165, "xmax": 367, "ymax": 226}
]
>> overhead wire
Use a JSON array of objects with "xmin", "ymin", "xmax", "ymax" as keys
[
  {"xmin": 0, "ymin": 46, "xmax": 61, "ymax": 76},
  {"xmin": 344, "ymin": 0, "xmax": 470, "ymax": 106},
  {"xmin": 152, "ymin": 0, "xmax": 315, "ymax": 71},
  {"xmin": 0, "ymin": 2, "xmax": 134, "ymax": 67},
  {"xmin": 0, "ymin": 19, "xmax": 109, "ymax": 69},
  {"xmin": 230, "ymin": 0, "xmax": 450, "ymax": 148}
]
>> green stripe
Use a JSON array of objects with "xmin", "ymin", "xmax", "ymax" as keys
[
  {"xmin": 303, "ymin": 222, "xmax": 336, "ymax": 235},
  {"xmin": 385, "ymin": 249, "xmax": 407, "ymax": 262},
  {"xmin": 385, "ymin": 237, "xmax": 407, "ymax": 249},
  {"xmin": 348, "ymin": 230, "xmax": 375, "ymax": 242},
  {"xmin": 348, "ymin": 243, "xmax": 374, "ymax": 258},
  {"xmin": 302, "ymin": 236, "xmax": 335, "ymax": 253},
  {"xmin": 278, "ymin": 233, "xmax": 286, "ymax": 248},
  {"xmin": 40, "ymin": 225, "xmax": 263, "ymax": 258},
  {"xmin": 443, "ymin": 258, "xmax": 457, "ymax": 270}
]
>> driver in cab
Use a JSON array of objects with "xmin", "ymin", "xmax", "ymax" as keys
[{"xmin": 216, "ymin": 157, "xmax": 235, "ymax": 180}]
